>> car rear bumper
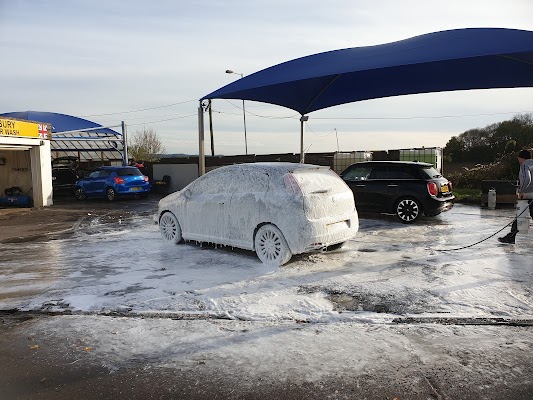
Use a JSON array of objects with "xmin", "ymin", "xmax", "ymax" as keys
[
  {"xmin": 424, "ymin": 197, "xmax": 455, "ymax": 216},
  {"xmin": 293, "ymin": 213, "xmax": 359, "ymax": 253},
  {"xmin": 116, "ymin": 184, "xmax": 151, "ymax": 195}
]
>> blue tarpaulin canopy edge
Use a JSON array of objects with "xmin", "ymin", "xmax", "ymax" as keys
[{"xmin": 201, "ymin": 28, "xmax": 533, "ymax": 115}]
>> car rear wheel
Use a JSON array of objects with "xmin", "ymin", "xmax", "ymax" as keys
[
  {"xmin": 74, "ymin": 188, "xmax": 86, "ymax": 201},
  {"xmin": 254, "ymin": 224, "xmax": 292, "ymax": 267},
  {"xmin": 159, "ymin": 212, "xmax": 182, "ymax": 244},
  {"xmin": 106, "ymin": 187, "xmax": 117, "ymax": 201},
  {"xmin": 395, "ymin": 198, "xmax": 421, "ymax": 223}
]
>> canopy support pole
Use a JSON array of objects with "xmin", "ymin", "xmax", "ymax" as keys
[
  {"xmin": 198, "ymin": 101, "xmax": 206, "ymax": 176},
  {"xmin": 121, "ymin": 121, "xmax": 128, "ymax": 166},
  {"xmin": 299, "ymin": 115, "xmax": 309, "ymax": 163},
  {"xmin": 208, "ymin": 99, "xmax": 215, "ymax": 156}
]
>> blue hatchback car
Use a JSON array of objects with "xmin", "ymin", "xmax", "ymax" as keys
[{"xmin": 74, "ymin": 166, "xmax": 150, "ymax": 201}]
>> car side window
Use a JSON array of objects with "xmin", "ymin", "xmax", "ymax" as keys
[
  {"xmin": 88, "ymin": 171, "xmax": 100, "ymax": 179},
  {"xmin": 343, "ymin": 166, "xmax": 373, "ymax": 181},
  {"xmin": 231, "ymin": 170, "xmax": 269, "ymax": 193},
  {"xmin": 98, "ymin": 170, "xmax": 111, "ymax": 178},
  {"xmin": 369, "ymin": 166, "xmax": 389, "ymax": 179},
  {"xmin": 385, "ymin": 165, "xmax": 419, "ymax": 179},
  {"xmin": 190, "ymin": 170, "xmax": 227, "ymax": 195}
]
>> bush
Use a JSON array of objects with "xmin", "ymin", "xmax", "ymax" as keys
[{"xmin": 446, "ymin": 152, "xmax": 524, "ymax": 189}]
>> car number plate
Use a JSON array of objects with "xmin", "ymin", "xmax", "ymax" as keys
[
  {"xmin": 441, "ymin": 185, "xmax": 449, "ymax": 193},
  {"xmin": 130, "ymin": 187, "xmax": 142, "ymax": 191}
]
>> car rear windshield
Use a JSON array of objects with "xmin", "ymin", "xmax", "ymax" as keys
[
  {"xmin": 420, "ymin": 166, "xmax": 442, "ymax": 179},
  {"xmin": 116, "ymin": 168, "xmax": 143, "ymax": 176},
  {"xmin": 291, "ymin": 168, "xmax": 347, "ymax": 194}
]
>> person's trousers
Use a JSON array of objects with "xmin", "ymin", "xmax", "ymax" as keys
[{"xmin": 510, "ymin": 198, "xmax": 533, "ymax": 234}]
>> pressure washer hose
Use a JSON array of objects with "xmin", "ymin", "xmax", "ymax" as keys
[{"xmin": 435, "ymin": 199, "xmax": 533, "ymax": 252}]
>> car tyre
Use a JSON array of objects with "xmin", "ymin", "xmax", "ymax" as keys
[
  {"xmin": 395, "ymin": 198, "xmax": 421, "ymax": 223},
  {"xmin": 74, "ymin": 188, "xmax": 86, "ymax": 201},
  {"xmin": 159, "ymin": 212, "xmax": 182, "ymax": 244},
  {"xmin": 254, "ymin": 224, "xmax": 292, "ymax": 267},
  {"xmin": 106, "ymin": 187, "xmax": 117, "ymax": 201}
]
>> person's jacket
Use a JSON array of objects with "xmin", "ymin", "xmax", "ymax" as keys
[{"xmin": 519, "ymin": 158, "xmax": 533, "ymax": 195}]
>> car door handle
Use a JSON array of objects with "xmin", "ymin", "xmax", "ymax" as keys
[
  {"xmin": 355, "ymin": 184, "xmax": 366, "ymax": 187},
  {"xmin": 387, "ymin": 185, "xmax": 399, "ymax": 187}
]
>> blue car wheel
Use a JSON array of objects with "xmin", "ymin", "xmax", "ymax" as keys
[{"xmin": 106, "ymin": 187, "xmax": 117, "ymax": 201}]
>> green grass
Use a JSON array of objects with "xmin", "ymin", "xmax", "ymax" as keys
[{"xmin": 453, "ymin": 187, "xmax": 482, "ymax": 203}]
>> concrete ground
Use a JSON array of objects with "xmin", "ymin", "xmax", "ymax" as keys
[{"xmin": 1, "ymin": 195, "xmax": 533, "ymax": 399}]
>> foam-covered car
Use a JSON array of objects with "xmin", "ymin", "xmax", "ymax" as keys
[
  {"xmin": 74, "ymin": 166, "xmax": 150, "ymax": 201},
  {"xmin": 157, "ymin": 162, "xmax": 359, "ymax": 266}
]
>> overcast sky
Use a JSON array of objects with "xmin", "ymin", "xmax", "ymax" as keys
[{"xmin": 1, "ymin": 0, "xmax": 532, "ymax": 155}]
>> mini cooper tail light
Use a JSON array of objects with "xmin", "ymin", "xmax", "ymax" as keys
[
  {"xmin": 144, "ymin": 176, "xmax": 149, "ymax": 182},
  {"xmin": 427, "ymin": 182, "xmax": 438, "ymax": 196},
  {"xmin": 448, "ymin": 181, "xmax": 453, "ymax": 192},
  {"xmin": 114, "ymin": 177, "xmax": 125, "ymax": 184}
]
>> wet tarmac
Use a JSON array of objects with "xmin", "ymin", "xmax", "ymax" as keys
[{"xmin": 1, "ymin": 198, "xmax": 533, "ymax": 399}]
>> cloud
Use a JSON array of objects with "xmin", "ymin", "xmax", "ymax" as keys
[{"xmin": 1, "ymin": 0, "xmax": 533, "ymax": 155}]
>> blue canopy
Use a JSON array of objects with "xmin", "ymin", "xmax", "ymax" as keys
[
  {"xmin": 0, "ymin": 111, "xmax": 120, "ymax": 136},
  {"xmin": 202, "ymin": 28, "xmax": 533, "ymax": 115},
  {"xmin": 0, "ymin": 111, "xmax": 125, "ymax": 163}
]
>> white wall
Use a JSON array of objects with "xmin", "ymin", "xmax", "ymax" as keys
[
  {"xmin": 30, "ymin": 140, "xmax": 53, "ymax": 207},
  {"xmin": 0, "ymin": 150, "xmax": 32, "ymax": 196},
  {"xmin": 153, "ymin": 164, "xmax": 199, "ymax": 193},
  {"xmin": 0, "ymin": 137, "xmax": 53, "ymax": 207}
]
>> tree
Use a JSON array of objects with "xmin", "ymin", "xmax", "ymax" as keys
[
  {"xmin": 444, "ymin": 113, "xmax": 533, "ymax": 163},
  {"xmin": 128, "ymin": 126, "xmax": 165, "ymax": 162}
]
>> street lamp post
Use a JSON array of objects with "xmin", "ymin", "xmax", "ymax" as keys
[{"xmin": 225, "ymin": 69, "xmax": 248, "ymax": 155}]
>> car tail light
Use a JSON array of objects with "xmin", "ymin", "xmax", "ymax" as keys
[
  {"xmin": 114, "ymin": 177, "xmax": 125, "ymax": 184},
  {"xmin": 427, "ymin": 182, "xmax": 438, "ymax": 196},
  {"xmin": 284, "ymin": 173, "xmax": 303, "ymax": 195},
  {"xmin": 448, "ymin": 181, "xmax": 453, "ymax": 192},
  {"xmin": 144, "ymin": 176, "xmax": 149, "ymax": 182}
]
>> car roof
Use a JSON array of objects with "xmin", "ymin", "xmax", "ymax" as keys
[
  {"xmin": 97, "ymin": 166, "xmax": 136, "ymax": 170},
  {"xmin": 217, "ymin": 162, "xmax": 330, "ymax": 173},
  {"xmin": 348, "ymin": 161, "xmax": 433, "ymax": 167}
]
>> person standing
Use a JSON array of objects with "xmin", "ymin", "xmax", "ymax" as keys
[{"xmin": 498, "ymin": 149, "xmax": 533, "ymax": 244}]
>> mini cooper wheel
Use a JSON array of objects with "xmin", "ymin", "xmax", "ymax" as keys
[
  {"xmin": 396, "ymin": 198, "xmax": 421, "ymax": 223},
  {"xmin": 159, "ymin": 212, "xmax": 182, "ymax": 244},
  {"xmin": 106, "ymin": 187, "xmax": 117, "ymax": 201},
  {"xmin": 74, "ymin": 188, "xmax": 86, "ymax": 201},
  {"xmin": 254, "ymin": 224, "xmax": 292, "ymax": 267}
]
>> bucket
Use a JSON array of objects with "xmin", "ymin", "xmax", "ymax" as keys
[
  {"xmin": 487, "ymin": 188, "xmax": 496, "ymax": 209},
  {"xmin": 516, "ymin": 200, "xmax": 531, "ymax": 234}
]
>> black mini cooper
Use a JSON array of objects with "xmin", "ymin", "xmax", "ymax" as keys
[{"xmin": 340, "ymin": 161, "xmax": 454, "ymax": 223}]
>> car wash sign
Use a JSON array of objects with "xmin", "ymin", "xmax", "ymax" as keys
[{"xmin": 0, "ymin": 117, "xmax": 52, "ymax": 140}]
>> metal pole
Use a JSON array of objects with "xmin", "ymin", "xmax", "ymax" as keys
[
  {"xmin": 225, "ymin": 70, "xmax": 248, "ymax": 155},
  {"xmin": 208, "ymin": 100, "xmax": 215, "ymax": 156},
  {"xmin": 121, "ymin": 121, "xmax": 128, "ymax": 166},
  {"xmin": 198, "ymin": 102, "xmax": 206, "ymax": 176},
  {"xmin": 299, "ymin": 115, "xmax": 308, "ymax": 163},
  {"xmin": 242, "ymin": 99, "xmax": 248, "ymax": 155}
]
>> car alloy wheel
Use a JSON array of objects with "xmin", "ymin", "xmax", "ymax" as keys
[
  {"xmin": 396, "ymin": 198, "xmax": 421, "ymax": 223},
  {"xmin": 106, "ymin": 187, "xmax": 117, "ymax": 201},
  {"xmin": 254, "ymin": 224, "xmax": 292, "ymax": 266},
  {"xmin": 159, "ymin": 212, "xmax": 182, "ymax": 244},
  {"xmin": 74, "ymin": 188, "xmax": 86, "ymax": 201}
]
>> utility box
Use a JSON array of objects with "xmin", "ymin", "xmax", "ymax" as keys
[
  {"xmin": 399, "ymin": 147, "xmax": 442, "ymax": 172},
  {"xmin": 333, "ymin": 151, "xmax": 372, "ymax": 174},
  {"xmin": 481, "ymin": 180, "xmax": 518, "ymax": 206}
]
